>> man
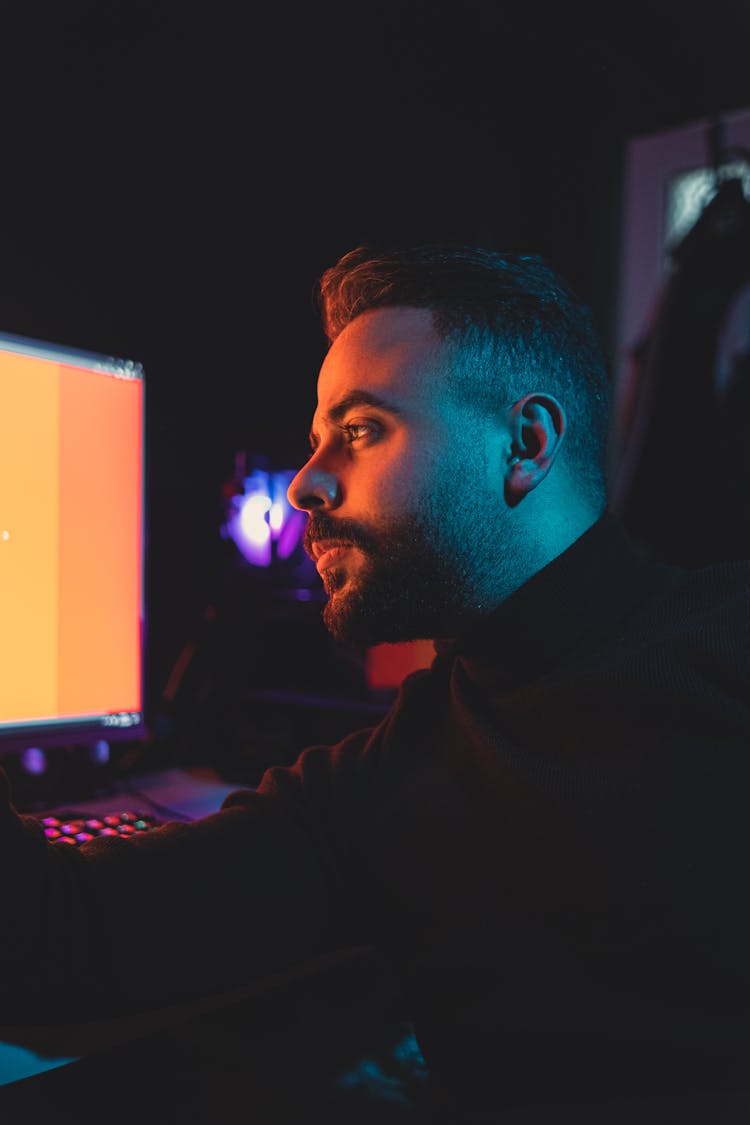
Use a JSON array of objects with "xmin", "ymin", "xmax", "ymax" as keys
[
  {"xmin": 2, "ymin": 244, "xmax": 749, "ymax": 1123},
  {"xmin": 289, "ymin": 245, "xmax": 609, "ymax": 646}
]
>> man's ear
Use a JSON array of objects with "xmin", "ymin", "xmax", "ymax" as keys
[{"xmin": 504, "ymin": 393, "xmax": 566, "ymax": 506}]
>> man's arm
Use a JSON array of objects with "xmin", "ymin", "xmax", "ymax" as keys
[{"xmin": 0, "ymin": 754, "xmax": 360, "ymax": 1045}]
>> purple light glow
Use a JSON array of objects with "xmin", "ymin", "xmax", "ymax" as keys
[
  {"xmin": 90, "ymin": 739, "xmax": 110, "ymax": 765},
  {"xmin": 21, "ymin": 746, "xmax": 47, "ymax": 776},
  {"xmin": 223, "ymin": 468, "xmax": 305, "ymax": 568}
]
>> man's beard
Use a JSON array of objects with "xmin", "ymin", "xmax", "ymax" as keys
[{"xmin": 303, "ymin": 503, "xmax": 496, "ymax": 647}]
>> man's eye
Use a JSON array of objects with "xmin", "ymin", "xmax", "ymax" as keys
[{"xmin": 342, "ymin": 420, "xmax": 377, "ymax": 444}]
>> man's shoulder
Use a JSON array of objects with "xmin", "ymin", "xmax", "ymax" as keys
[
  {"xmin": 656, "ymin": 554, "xmax": 750, "ymax": 619},
  {"xmin": 616, "ymin": 550, "xmax": 750, "ymax": 668}
]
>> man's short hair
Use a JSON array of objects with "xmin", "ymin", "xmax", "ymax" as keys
[{"xmin": 317, "ymin": 243, "xmax": 612, "ymax": 506}]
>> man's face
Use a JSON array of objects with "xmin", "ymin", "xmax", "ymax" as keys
[{"xmin": 287, "ymin": 306, "xmax": 510, "ymax": 645}]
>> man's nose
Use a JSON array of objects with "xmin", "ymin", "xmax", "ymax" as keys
[{"xmin": 287, "ymin": 461, "xmax": 341, "ymax": 511}]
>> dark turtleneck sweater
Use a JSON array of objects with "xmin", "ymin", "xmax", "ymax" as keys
[{"xmin": 2, "ymin": 512, "xmax": 749, "ymax": 1117}]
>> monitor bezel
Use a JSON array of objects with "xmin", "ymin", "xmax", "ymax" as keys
[{"xmin": 0, "ymin": 328, "xmax": 149, "ymax": 759}]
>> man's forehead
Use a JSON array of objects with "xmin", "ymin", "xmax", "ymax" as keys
[{"xmin": 315, "ymin": 305, "xmax": 444, "ymax": 407}]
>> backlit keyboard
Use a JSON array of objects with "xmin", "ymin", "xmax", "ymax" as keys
[{"xmin": 39, "ymin": 809, "xmax": 160, "ymax": 845}]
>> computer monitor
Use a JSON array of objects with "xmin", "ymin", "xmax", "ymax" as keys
[{"xmin": 0, "ymin": 330, "xmax": 147, "ymax": 767}]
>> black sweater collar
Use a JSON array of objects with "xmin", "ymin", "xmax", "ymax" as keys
[{"xmin": 436, "ymin": 512, "xmax": 676, "ymax": 689}]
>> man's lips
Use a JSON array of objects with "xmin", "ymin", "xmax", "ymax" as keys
[{"xmin": 310, "ymin": 539, "xmax": 356, "ymax": 573}]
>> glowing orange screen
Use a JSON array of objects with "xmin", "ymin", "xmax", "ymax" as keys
[{"xmin": 0, "ymin": 351, "xmax": 143, "ymax": 724}]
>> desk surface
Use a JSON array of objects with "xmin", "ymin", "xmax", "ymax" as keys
[
  {"xmin": 0, "ymin": 941, "xmax": 414, "ymax": 1125},
  {"xmin": 0, "ymin": 766, "xmax": 251, "ymax": 1087}
]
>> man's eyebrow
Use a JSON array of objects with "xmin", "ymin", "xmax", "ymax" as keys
[{"xmin": 308, "ymin": 390, "xmax": 402, "ymax": 449}]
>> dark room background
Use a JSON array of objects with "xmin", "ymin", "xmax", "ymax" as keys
[{"xmin": 1, "ymin": 0, "xmax": 749, "ymax": 774}]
